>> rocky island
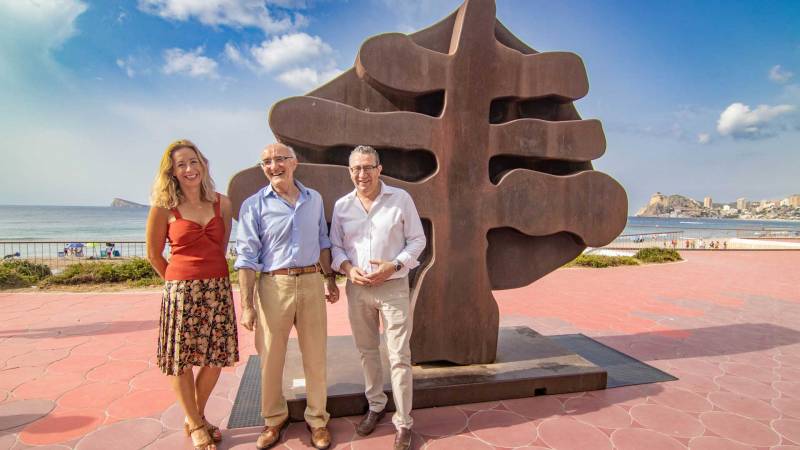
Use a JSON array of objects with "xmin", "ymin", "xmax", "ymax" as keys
[
  {"xmin": 637, "ymin": 192, "xmax": 800, "ymax": 220},
  {"xmin": 110, "ymin": 198, "xmax": 147, "ymax": 208}
]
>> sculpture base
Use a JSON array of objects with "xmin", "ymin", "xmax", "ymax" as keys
[{"xmin": 228, "ymin": 327, "xmax": 607, "ymax": 427}]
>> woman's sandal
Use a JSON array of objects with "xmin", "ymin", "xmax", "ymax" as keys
[
  {"xmin": 203, "ymin": 417, "xmax": 222, "ymax": 442},
  {"xmin": 184, "ymin": 416, "xmax": 222, "ymax": 443},
  {"xmin": 187, "ymin": 423, "xmax": 215, "ymax": 450}
]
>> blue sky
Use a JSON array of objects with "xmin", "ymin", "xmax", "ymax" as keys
[{"xmin": 0, "ymin": 0, "xmax": 798, "ymax": 213}]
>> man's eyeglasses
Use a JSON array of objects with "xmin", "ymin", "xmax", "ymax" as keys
[
  {"xmin": 259, "ymin": 156, "xmax": 294, "ymax": 167},
  {"xmin": 349, "ymin": 165, "xmax": 378, "ymax": 174}
]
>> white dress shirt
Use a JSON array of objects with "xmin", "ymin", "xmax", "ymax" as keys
[{"xmin": 330, "ymin": 182, "xmax": 426, "ymax": 280}]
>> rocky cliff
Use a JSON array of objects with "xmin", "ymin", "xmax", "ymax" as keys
[
  {"xmin": 110, "ymin": 198, "xmax": 147, "ymax": 208},
  {"xmin": 635, "ymin": 193, "xmax": 704, "ymax": 217}
]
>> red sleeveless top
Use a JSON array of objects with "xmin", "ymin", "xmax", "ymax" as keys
[{"xmin": 164, "ymin": 193, "xmax": 229, "ymax": 281}]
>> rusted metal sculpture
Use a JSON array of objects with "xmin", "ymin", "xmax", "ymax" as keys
[{"xmin": 229, "ymin": 0, "xmax": 627, "ymax": 365}]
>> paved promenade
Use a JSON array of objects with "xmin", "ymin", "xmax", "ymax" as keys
[{"xmin": 1, "ymin": 251, "xmax": 799, "ymax": 449}]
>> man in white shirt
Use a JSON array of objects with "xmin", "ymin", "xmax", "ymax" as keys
[{"xmin": 330, "ymin": 145, "xmax": 426, "ymax": 450}]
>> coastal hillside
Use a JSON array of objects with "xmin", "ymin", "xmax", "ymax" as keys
[
  {"xmin": 636, "ymin": 193, "xmax": 702, "ymax": 217},
  {"xmin": 110, "ymin": 198, "xmax": 147, "ymax": 208},
  {"xmin": 636, "ymin": 192, "xmax": 800, "ymax": 220}
]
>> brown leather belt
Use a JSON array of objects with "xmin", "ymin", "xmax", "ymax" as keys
[{"xmin": 266, "ymin": 265, "xmax": 319, "ymax": 276}]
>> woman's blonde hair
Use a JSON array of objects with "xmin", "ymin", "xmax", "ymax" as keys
[{"xmin": 150, "ymin": 139, "xmax": 216, "ymax": 209}]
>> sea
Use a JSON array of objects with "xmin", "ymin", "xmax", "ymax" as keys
[{"xmin": 0, "ymin": 205, "xmax": 799, "ymax": 242}]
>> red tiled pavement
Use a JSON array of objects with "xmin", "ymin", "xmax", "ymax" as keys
[
  {"xmin": 18, "ymin": 407, "xmax": 106, "ymax": 446},
  {"xmin": 0, "ymin": 251, "xmax": 798, "ymax": 449}
]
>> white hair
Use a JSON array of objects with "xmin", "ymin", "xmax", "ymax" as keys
[
  {"xmin": 349, "ymin": 145, "xmax": 380, "ymax": 165},
  {"xmin": 262, "ymin": 142, "xmax": 296, "ymax": 158}
]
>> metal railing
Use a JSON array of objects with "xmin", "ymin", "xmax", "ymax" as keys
[
  {"xmin": 3, "ymin": 230, "xmax": 799, "ymax": 273},
  {"xmin": 603, "ymin": 231, "xmax": 685, "ymax": 250},
  {"xmin": 0, "ymin": 241, "xmax": 237, "ymax": 271},
  {"xmin": 604, "ymin": 231, "xmax": 800, "ymax": 250}
]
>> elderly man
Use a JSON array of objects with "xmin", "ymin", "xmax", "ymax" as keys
[
  {"xmin": 330, "ymin": 145, "xmax": 426, "ymax": 450},
  {"xmin": 236, "ymin": 143, "xmax": 339, "ymax": 450}
]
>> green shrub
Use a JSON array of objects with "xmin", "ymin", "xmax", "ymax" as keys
[
  {"xmin": 0, "ymin": 260, "xmax": 52, "ymax": 288},
  {"xmin": 0, "ymin": 266, "xmax": 30, "ymax": 288},
  {"xmin": 126, "ymin": 276, "xmax": 164, "ymax": 288},
  {"xmin": 567, "ymin": 254, "xmax": 640, "ymax": 268},
  {"xmin": 115, "ymin": 258, "xmax": 158, "ymax": 280},
  {"xmin": 1, "ymin": 260, "xmax": 52, "ymax": 279},
  {"xmin": 41, "ymin": 258, "xmax": 158, "ymax": 286},
  {"xmin": 634, "ymin": 247, "xmax": 683, "ymax": 263}
]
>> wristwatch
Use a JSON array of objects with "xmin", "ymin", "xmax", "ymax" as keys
[{"xmin": 392, "ymin": 259, "xmax": 403, "ymax": 272}]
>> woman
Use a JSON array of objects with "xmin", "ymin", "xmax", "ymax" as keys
[{"xmin": 146, "ymin": 139, "xmax": 239, "ymax": 450}]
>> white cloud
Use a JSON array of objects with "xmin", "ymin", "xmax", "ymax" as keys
[
  {"xmin": 0, "ymin": 0, "xmax": 88, "ymax": 84},
  {"xmin": 717, "ymin": 102, "xmax": 796, "ymax": 139},
  {"xmin": 277, "ymin": 67, "xmax": 341, "ymax": 91},
  {"xmin": 769, "ymin": 65, "xmax": 794, "ymax": 84},
  {"xmin": 162, "ymin": 47, "xmax": 219, "ymax": 79},
  {"xmin": 116, "ymin": 57, "xmax": 136, "ymax": 78},
  {"xmin": 292, "ymin": 11, "xmax": 310, "ymax": 28},
  {"xmin": 268, "ymin": 0, "xmax": 310, "ymax": 8},
  {"xmin": 249, "ymin": 32, "xmax": 331, "ymax": 72},
  {"xmin": 224, "ymin": 41, "xmax": 257, "ymax": 72},
  {"xmin": 115, "ymin": 53, "xmax": 155, "ymax": 79},
  {"xmin": 225, "ymin": 32, "xmax": 342, "ymax": 90},
  {"xmin": 697, "ymin": 133, "xmax": 711, "ymax": 144},
  {"xmin": 0, "ymin": 0, "xmax": 87, "ymax": 49},
  {"xmin": 224, "ymin": 42, "xmax": 245, "ymax": 64},
  {"xmin": 137, "ymin": 0, "xmax": 305, "ymax": 35}
]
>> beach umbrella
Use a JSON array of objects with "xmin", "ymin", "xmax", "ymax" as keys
[{"xmin": 66, "ymin": 242, "xmax": 84, "ymax": 248}]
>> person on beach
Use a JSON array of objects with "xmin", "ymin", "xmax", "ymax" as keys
[
  {"xmin": 329, "ymin": 145, "xmax": 426, "ymax": 450},
  {"xmin": 235, "ymin": 142, "xmax": 339, "ymax": 450},
  {"xmin": 146, "ymin": 139, "xmax": 239, "ymax": 450}
]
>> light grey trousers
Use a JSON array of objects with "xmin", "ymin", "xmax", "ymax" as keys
[{"xmin": 346, "ymin": 277, "xmax": 413, "ymax": 430}]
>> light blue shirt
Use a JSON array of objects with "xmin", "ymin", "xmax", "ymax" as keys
[{"xmin": 234, "ymin": 180, "xmax": 331, "ymax": 272}]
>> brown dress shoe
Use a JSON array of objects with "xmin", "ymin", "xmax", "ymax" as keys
[
  {"xmin": 356, "ymin": 409, "xmax": 386, "ymax": 436},
  {"xmin": 306, "ymin": 424, "xmax": 331, "ymax": 449},
  {"xmin": 394, "ymin": 427, "xmax": 412, "ymax": 450},
  {"xmin": 256, "ymin": 419, "xmax": 288, "ymax": 450}
]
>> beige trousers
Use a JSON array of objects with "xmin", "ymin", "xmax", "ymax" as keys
[
  {"xmin": 346, "ymin": 277, "xmax": 413, "ymax": 430},
  {"xmin": 255, "ymin": 273, "xmax": 330, "ymax": 428}
]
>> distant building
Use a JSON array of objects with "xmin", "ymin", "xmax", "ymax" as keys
[
  {"xmin": 703, "ymin": 196, "xmax": 713, "ymax": 208},
  {"xmin": 737, "ymin": 197, "xmax": 748, "ymax": 210},
  {"xmin": 790, "ymin": 194, "xmax": 800, "ymax": 207},
  {"xmin": 722, "ymin": 205, "xmax": 730, "ymax": 211},
  {"xmin": 781, "ymin": 198, "xmax": 790, "ymax": 207},
  {"xmin": 763, "ymin": 200, "xmax": 777, "ymax": 208}
]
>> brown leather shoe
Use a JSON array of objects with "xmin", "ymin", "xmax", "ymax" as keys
[
  {"xmin": 256, "ymin": 419, "xmax": 288, "ymax": 450},
  {"xmin": 356, "ymin": 409, "xmax": 386, "ymax": 436},
  {"xmin": 393, "ymin": 427, "xmax": 412, "ymax": 450},
  {"xmin": 306, "ymin": 424, "xmax": 331, "ymax": 449}
]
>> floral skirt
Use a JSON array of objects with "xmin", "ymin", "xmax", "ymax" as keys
[{"xmin": 157, "ymin": 277, "xmax": 240, "ymax": 376}]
